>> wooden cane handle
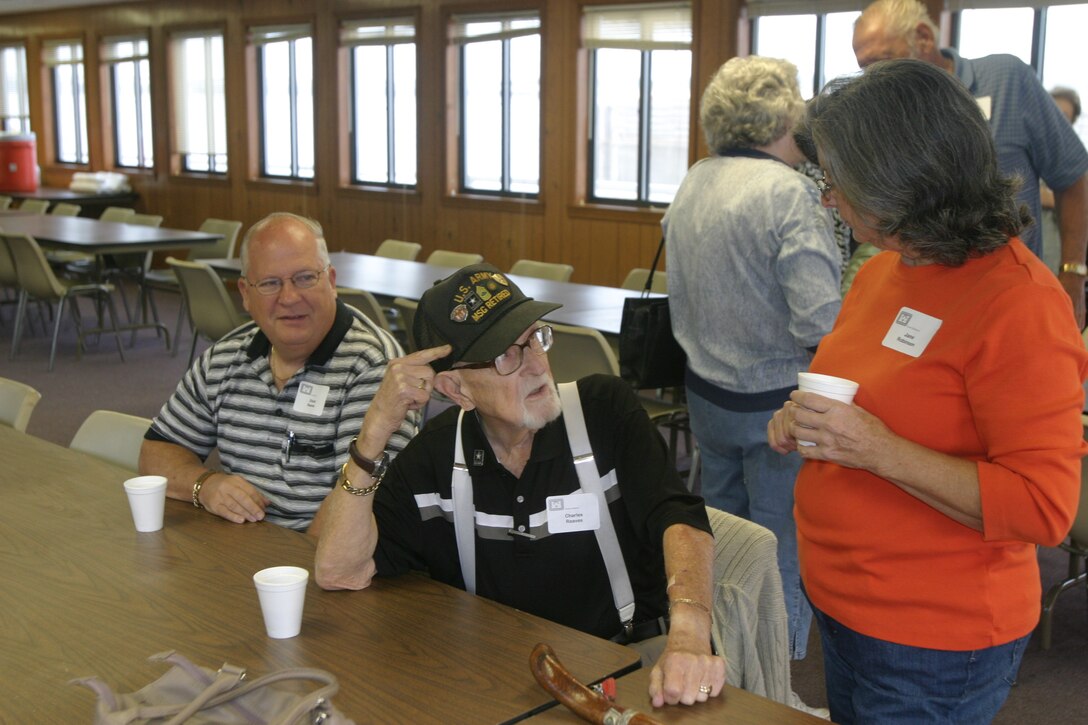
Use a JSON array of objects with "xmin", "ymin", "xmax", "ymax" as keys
[{"xmin": 529, "ymin": 643, "xmax": 661, "ymax": 725}]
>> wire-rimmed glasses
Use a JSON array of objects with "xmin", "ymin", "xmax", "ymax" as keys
[
  {"xmin": 246, "ymin": 266, "xmax": 330, "ymax": 296},
  {"xmin": 453, "ymin": 325, "xmax": 554, "ymax": 376}
]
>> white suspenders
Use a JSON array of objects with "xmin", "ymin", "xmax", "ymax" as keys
[{"xmin": 450, "ymin": 381, "xmax": 636, "ymax": 631}]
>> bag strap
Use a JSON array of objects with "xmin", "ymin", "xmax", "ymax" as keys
[
  {"xmin": 556, "ymin": 382, "xmax": 636, "ymax": 631},
  {"xmin": 164, "ymin": 667, "xmax": 340, "ymax": 725},
  {"xmin": 642, "ymin": 237, "xmax": 667, "ymax": 298},
  {"xmin": 162, "ymin": 663, "xmax": 248, "ymax": 725}
]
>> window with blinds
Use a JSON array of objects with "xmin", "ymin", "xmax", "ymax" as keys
[
  {"xmin": 583, "ymin": 2, "xmax": 692, "ymax": 206},
  {"xmin": 102, "ymin": 34, "xmax": 153, "ymax": 169},
  {"xmin": 751, "ymin": 8, "xmax": 860, "ymax": 99},
  {"xmin": 170, "ymin": 30, "xmax": 227, "ymax": 174},
  {"xmin": 750, "ymin": 1, "xmax": 1088, "ymax": 145},
  {"xmin": 0, "ymin": 44, "xmax": 30, "ymax": 133},
  {"xmin": 43, "ymin": 39, "xmax": 88, "ymax": 164},
  {"xmin": 450, "ymin": 10, "xmax": 541, "ymax": 196},
  {"xmin": 341, "ymin": 17, "xmax": 417, "ymax": 187},
  {"xmin": 251, "ymin": 23, "xmax": 314, "ymax": 180}
]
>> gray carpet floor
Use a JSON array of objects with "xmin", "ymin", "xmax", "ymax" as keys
[{"xmin": 2, "ymin": 284, "xmax": 1086, "ymax": 723}]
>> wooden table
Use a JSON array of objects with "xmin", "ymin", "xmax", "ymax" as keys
[
  {"xmin": 208, "ymin": 253, "xmax": 661, "ymax": 336},
  {"xmin": 4, "ymin": 186, "xmax": 139, "ymax": 217},
  {"xmin": 0, "ymin": 427, "xmax": 640, "ymax": 722},
  {"xmin": 524, "ymin": 666, "xmax": 828, "ymax": 724}
]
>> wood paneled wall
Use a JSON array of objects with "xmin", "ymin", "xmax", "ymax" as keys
[{"xmin": 0, "ymin": 0, "xmax": 744, "ymax": 286}]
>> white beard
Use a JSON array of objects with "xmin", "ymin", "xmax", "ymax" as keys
[{"xmin": 521, "ymin": 378, "xmax": 561, "ymax": 431}]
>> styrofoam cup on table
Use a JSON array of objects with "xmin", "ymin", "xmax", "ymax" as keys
[
  {"xmin": 253, "ymin": 566, "xmax": 309, "ymax": 639},
  {"xmin": 795, "ymin": 372, "xmax": 859, "ymax": 446},
  {"xmin": 122, "ymin": 475, "xmax": 168, "ymax": 532}
]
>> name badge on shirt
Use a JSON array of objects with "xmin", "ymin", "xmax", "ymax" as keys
[
  {"xmin": 546, "ymin": 493, "xmax": 600, "ymax": 534},
  {"xmin": 975, "ymin": 95, "xmax": 992, "ymax": 120},
  {"xmin": 882, "ymin": 307, "xmax": 942, "ymax": 358},
  {"xmin": 293, "ymin": 381, "xmax": 329, "ymax": 415}
]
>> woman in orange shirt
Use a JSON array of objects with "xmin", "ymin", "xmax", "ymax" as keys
[{"xmin": 768, "ymin": 59, "xmax": 1087, "ymax": 724}]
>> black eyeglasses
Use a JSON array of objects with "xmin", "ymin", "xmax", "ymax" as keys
[
  {"xmin": 453, "ymin": 325, "xmax": 554, "ymax": 376},
  {"xmin": 815, "ymin": 170, "xmax": 834, "ymax": 199},
  {"xmin": 246, "ymin": 266, "xmax": 329, "ymax": 296}
]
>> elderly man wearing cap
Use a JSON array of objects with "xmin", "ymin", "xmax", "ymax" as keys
[{"xmin": 311, "ymin": 263, "xmax": 724, "ymax": 707}]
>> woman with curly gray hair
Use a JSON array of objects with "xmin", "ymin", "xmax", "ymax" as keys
[
  {"xmin": 769, "ymin": 59, "xmax": 1087, "ymax": 723},
  {"xmin": 664, "ymin": 56, "xmax": 842, "ymax": 666}
]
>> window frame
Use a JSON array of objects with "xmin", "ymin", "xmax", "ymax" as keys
[
  {"xmin": 100, "ymin": 33, "xmax": 153, "ymax": 171},
  {"xmin": 340, "ymin": 15, "xmax": 419, "ymax": 190},
  {"xmin": 42, "ymin": 37, "xmax": 89, "ymax": 167},
  {"xmin": 249, "ymin": 22, "xmax": 315, "ymax": 182},
  {"xmin": 168, "ymin": 26, "xmax": 229, "ymax": 177},
  {"xmin": 0, "ymin": 43, "xmax": 31, "ymax": 134},
  {"xmin": 449, "ymin": 9, "xmax": 543, "ymax": 200},
  {"xmin": 750, "ymin": 2, "xmax": 1087, "ymax": 98},
  {"xmin": 582, "ymin": 2, "xmax": 693, "ymax": 209}
]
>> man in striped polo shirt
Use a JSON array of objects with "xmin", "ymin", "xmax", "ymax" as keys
[{"xmin": 139, "ymin": 212, "xmax": 417, "ymax": 532}]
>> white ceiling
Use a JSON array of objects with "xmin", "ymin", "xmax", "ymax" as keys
[{"xmin": 0, "ymin": 0, "xmax": 142, "ymax": 15}]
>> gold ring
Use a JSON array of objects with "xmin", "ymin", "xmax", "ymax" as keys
[
  {"xmin": 418, "ymin": 378, "xmax": 427, "ymax": 390},
  {"xmin": 698, "ymin": 684, "xmax": 711, "ymax": 695}
]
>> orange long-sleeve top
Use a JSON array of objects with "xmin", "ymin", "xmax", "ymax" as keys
[{"xmin": 797, "ymin": 238, "xmax": 1087, "ymax": 650}]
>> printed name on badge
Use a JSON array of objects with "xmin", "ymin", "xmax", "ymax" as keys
[
  {"xmin": 293, "ymin": 382, "xmax": 330, "ymax": 415},
  {"xmin": 881, "ymin": 307, "xmax": 942, "ymax": 358},
  {"xmin": 546, "ymin": 493, "xmax": 601, "ymax": 534}
]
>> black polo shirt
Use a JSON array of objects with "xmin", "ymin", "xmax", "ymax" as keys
[{"xmin": 373, "ymin": 374, "xmax": 709, "ymax": 639}]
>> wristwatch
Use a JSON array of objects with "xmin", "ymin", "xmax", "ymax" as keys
[
  {"xmin": 1060, "ymin": 262, "xmax": 1088, "ymax": 276},
  {"xmin": 348, "ymin": 436, "xmax": 390, "ymax": 483}
]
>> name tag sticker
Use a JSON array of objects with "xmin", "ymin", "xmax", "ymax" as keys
[
  {"xmin": 882, "ymin": 307, "xmax": 942, "ymax": 358},
  {"xmin": 546, "ymin": 493, "xmax": 600, "ymax": 534},
  {"xmin": 976, "ymin": 95, "xmax": 992, "ymax": 120},
  {"xmin": 293, "ymin": 382, "xmax": 330, "ymax": 415}
]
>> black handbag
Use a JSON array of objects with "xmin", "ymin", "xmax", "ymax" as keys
[{"xmin": 618, "ymin": 237, "xmax": 687, "ymax": 389}]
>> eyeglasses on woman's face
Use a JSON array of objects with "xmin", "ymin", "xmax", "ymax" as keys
[
  {"xmin": 246, "ymin": 266, "xmax": 329, "ymax": 296},
  {"xmin": 453, "ymin": 325, "xmax": 554, "ymax": 376},
  {"xmin": 815, "ymin": 170, "xmax": 834, "ymax": 199}
]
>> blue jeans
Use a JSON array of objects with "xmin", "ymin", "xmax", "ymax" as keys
[
  {"xmin": 687, "ymin": 388, "xmax": 811, "ymax": 660},
  {"xmin": 811, "ymin": 604, "xmax": 1028, "ymax": 724}
]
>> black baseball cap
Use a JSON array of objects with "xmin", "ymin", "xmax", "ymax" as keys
[{"xmin": 413, "ymin": 263, "xmax": 561, "ymax": 373}]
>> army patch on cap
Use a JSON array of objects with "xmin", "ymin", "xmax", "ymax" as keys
[{"xmin": 449, "ymin": 271, "xmax": 513, "ymax": 323}]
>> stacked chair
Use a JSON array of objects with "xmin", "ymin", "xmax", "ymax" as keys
[
  {"xmin": 509, "ymin": 259, "xmax": 574, "ymax": 282},
  {"xmin": 50, "ymin": 203, "xmax": 81, "ymax": 216},
  {"xmin": 621, "ymin": 267, "xmax": 668, "ymax": 294},
  {"xmin": 4, "ymin": 232, "xmax": 125, "ymax": 371},
  {"xmin": 69, "ymin": 409, "xmax": 152, "ymax": 472},
  {"xmin": 0, "ymin": 376, "xmax": 42, "ymax": 432},
  {"xmin": 17, "ymin": 199, "xmax": 50, "ymax": 214},
  {"xmin": 425, "ymin": 250, "xmax": 483, "ymax": 268},
  {"xmin": 144, "ymin": 218, "xmax": 243, "ymax": 352},
  {"xmin": 546, "ymin": 322, "xmax": 696, "ymax": 486},
  {"xmin": 374, "ymin": 238, "xmax": 421, "ymax": 261},
  {"xmin": 167, "ymin": 257, "xmax": 248, "ymax": 365},
  {"xmin": 370, "ymin": 238, "xmax": 422, "ymax": 335}
]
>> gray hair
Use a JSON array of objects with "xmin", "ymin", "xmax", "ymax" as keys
[
  {"xmin": 807, "ymin": 59, "xmax": 1025, "ymax": 266},
  {"xmin": 700, "ymin": 56, "xmax": 805, "ymax": 154},
  {"xmin": 1051, "ymin": 86, "xmax": 1082, "ymax": 124},
  {"xmin": 239, "ymin": 212, "xmax": 329, "ymax": 275},
  {"xmin": 857, "ymin": 0, "xmax": 938, "ymax": 55}
]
